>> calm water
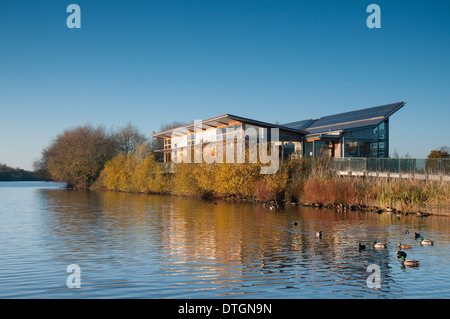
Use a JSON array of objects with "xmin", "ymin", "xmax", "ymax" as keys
[{"xmin": 1, "ymin": 181, "xmax": 450, "ymax": 299}]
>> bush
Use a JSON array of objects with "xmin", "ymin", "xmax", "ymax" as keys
[
  {"xmin": 45, "ymin": 125, "xmax": 117, "ymax": 188},
  {"xmin": 253, "ymin": 179, "xmax": 271, "ymax": 202},
  {"xmin": 99, "ymin": 151, "xmax": 168, "ymax": 194}
]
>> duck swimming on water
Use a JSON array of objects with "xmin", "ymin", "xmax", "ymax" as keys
[
  {"xmin": 419, "ymin": 238, "xmax": 434, "ymax": 246},
  {"xmin": 372, "ymin": 241, "xmax": 387, "ymax": 248},
  {"xmin": 396, "ymin": 250, "xmax": 407, "ymax": 260},
  {"xmin": 398, "ymin": 242, "xmax": 412, "ymax": 249},
  {"xmin": 399, "ymin": 256, "xmax": 420, "ymax": 267}
]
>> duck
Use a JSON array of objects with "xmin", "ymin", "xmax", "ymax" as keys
[
  {"xmin": 372, "ymin": 240, "xmax": 387, "ymax": 248},
  {"xmin": 414, "ymin": 232, "xmax": 421, "ymax": 239},
  {"xmin": 417, "ymin": 210, "xmax": 431, "ymax": 217},
  {"xmin": 419, "ymin": 238, "xmax": 434, "ymax": 246},
  {"xmin": 293, "ymin": 221, "xmax": 298, "ymax": 226},
  {"xmin": 405, "ymin": 230, "xmax": 410, "ymax": 234},
  {"xmin": 358, "ymin": 243, "xmax": 366, "ymax": 251},
  {"xmin": 316, "ymin": 231, "xmax": 323, "ymax": 238},
  {"xmin": 398, "ymin": 242, "xmax": 412, "ymax": 249},
  {"xmin": 396, "ymin": 250, "xmax": 407, "ymax": 260},
  {"xmin": 399, "ymin": 256, "xmax": 420, "ymax": 267}
]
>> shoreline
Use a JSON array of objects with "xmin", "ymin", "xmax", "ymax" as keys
[{"xmin": 90, "ymin": 184, "xmax": 450, "ymax": 217}]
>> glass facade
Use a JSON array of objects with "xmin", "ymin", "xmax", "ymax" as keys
[
  {"xmin": 304, "ymin": 140, "xmax": 335, "ymax": 158},
  {"xmin": 371, "ymin": 120, "xmax": 388, "ymax": 157},
  {"xmin": 343, "ymin": 120, "xmax": 388, "ymax": 158},
  {"xmin": 161, "ymin": 118, "xmax": 392, "ymax": 163},
  {"xmin": 304, "ymin": 142, "xmax": 313, "ymax": 158}
]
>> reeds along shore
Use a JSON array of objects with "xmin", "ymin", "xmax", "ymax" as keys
[{"xmin": 97, "ymin": 154, "xmax": 450, "ymax": 215}]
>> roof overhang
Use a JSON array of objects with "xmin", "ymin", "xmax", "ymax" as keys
[
  {"xmin": 152, "ymin": 114, "xmax": 308, "ymax": 139},
  {"xmin": 305, "ymin": 131, "xmax": 343, "ymax": 141}
]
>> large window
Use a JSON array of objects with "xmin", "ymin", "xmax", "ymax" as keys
[
  {"xmin": 304, "ymin": 141, "xmax": 313, "ymax": 158},
  {"xmin": 344, "ymin": 140, "xmax": 372, "ymax": 157},
  {"xmin": 371, "ymin": 121, "xmax": 388, "ymax": 157},
  {"xmin": 315, "ymin": 141, "xmax": 334, "ymax": 158},
  {"xmin": 344, "ymin": 140, "xmax": 358, "ymax": 157},
  {"xmin": 358, "ymin": 141, "xmax": 371, "ymax": 157}
]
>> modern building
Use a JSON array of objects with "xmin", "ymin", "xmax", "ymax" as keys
[
  {"xmin": 283, "ymin": 101, "xmax": 405, "ymax": 159},
  {"xmin": 152, "ymin": 101, "xmax": 405, "ymax": 162},
  {"xmin": 152, "ymin": 114, "xmax": 307, "ymax": 163}
]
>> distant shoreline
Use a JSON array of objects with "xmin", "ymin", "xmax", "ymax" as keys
[{"xmin": 0, "ymin": 162, "xmax": 45, "ymax": 182}]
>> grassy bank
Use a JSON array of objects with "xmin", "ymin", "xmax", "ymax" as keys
[{"xmin": 96, "ymin": 153, "xmax": 450, "ymax": 215}]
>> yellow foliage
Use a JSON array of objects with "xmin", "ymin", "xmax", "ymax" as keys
[{"xmin": 99, "ymin": 152, "xmax": 167, "ymax": 194}]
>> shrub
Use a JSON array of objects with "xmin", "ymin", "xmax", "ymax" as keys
[{"xmin": 253, "ymin": 179, "xmax": 271, "ymax": 202}]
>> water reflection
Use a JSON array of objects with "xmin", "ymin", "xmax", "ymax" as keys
[{"xmin": 9, "ymin": 187, "xmax": 449, "ymax": 298}]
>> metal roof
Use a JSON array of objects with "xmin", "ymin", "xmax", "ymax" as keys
[
  {"xmin": 152, "ymin": 113, "xmax": 308, "ymax": 139},
  {"xmin": 153, "ymin": 102, "xmax": 405, "ymax": 139},
  {"xmin": 282, "ymin": 119, "xmax": 317, "ymax": 130}
]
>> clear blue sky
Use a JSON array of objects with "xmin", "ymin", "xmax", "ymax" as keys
[{"xmin": 1, "ymin": 0, "xmax": 449, "ymax": 170}]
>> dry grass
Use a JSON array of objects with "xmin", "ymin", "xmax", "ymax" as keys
[{"xmin": 302, "ymin": 171, "xmax": 450, "ymax": 212}]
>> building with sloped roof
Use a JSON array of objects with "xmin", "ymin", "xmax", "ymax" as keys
[
  {"xmin": 152, "ymin": 102, "xmax": 405, "ymax": 162},
  {"xmin": 282, "ymin": 101, "xmax": 405, "ymax": 158}
]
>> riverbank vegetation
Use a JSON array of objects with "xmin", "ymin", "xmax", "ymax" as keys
[
  {"xmin": 0, "ymin": 162, "xmax": 41, "ymax": 181},
  {"xmin": 35, "ymin": 124, "xmax": 450, "ymax": 214},
  {"xmin": 97, "ymin": 150, "xmax": 450, "ymax": 214}
]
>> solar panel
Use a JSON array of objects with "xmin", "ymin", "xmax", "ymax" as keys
[
  {"xmin": 282, "ymin": 119, "xmax": 317, "ymax": 130},
  {"xmin": 281, "ymin": 102, "xmax": 404, "ymax": 134},
  {"xmin": 306, "ymin": 118, "xmax": 383, "ymax": 134},
  {"xmin": 308, "ymin": 102, "xmax": 404, "ymax": 129}
]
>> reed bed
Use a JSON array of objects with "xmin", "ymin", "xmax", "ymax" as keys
[{"xmin": 98, "ymin": 154, "xmax": 450, "ymax": 214}]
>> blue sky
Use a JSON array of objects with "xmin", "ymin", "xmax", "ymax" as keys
[{"xmin": 1, "ymin": 0, "xmax": 449, "ymax": 170}]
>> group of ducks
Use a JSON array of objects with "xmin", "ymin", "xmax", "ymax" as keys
[
  {"xmin": 291, "ymin": 223, "xmax": 434, "ymax": 268},
  {"xmin": 357, "ymin": 231, "xmax": 434, "ymax": 267}
]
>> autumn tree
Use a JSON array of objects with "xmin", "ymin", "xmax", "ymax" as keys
[
  {"xmin": 42, "ymin": 124, "xmax": 117, "ymax": 188},
  {"xmin": 428, "ymin": 146, "xmax": 450, "ymax": 159}
]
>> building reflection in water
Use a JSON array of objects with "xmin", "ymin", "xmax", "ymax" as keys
[{"xmin": 36, "ymin": 188, "xmax": 450, "ymax": 297}]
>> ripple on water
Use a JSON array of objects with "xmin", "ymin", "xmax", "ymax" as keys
[{"xmin": 1, "ymin": 184, "xmax": 450, "ymax": 298}]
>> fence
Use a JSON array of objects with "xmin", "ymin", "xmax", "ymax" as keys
[{"xmin": 332, "ymin": 158, "xmax": 450, "ymax": 181}]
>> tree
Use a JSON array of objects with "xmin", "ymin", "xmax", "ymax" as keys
[
  {"xmin": 32, "ymin": 149, "xmax": 51, "ymax": 181},
  {"xmin": 42, "ymin": 124, "xmax": 117, "ymax": 188},
  {"xmin": 113, "ymin": 122, "xmax": 148, "ymax": 154},
  {"xmin": 150, "ymin": 121, "xmax": 187, "ymax": 161},
  {"xmin": 428, "ymin": 146, "xmax": 450, "ymax": 159},
  {"xmin": 0, "ymin": 162, "xmax": 40, "ymax": 181},
  {"xmin": 392, "ymin": 149, "xmax": 400, "ymax": 158}
]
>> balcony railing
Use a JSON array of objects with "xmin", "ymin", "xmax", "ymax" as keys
[{"xmin": 332, "ymin": 158, "xmax": 450, "ymax": 181}]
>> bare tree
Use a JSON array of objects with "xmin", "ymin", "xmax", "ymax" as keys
[
  {"xmin": 33, "ymin": 148, "xmax": 51, "ymax": 180},
  {"xmin": 113, "ymin": 122, "xmax": 148, "ymax": 154}
]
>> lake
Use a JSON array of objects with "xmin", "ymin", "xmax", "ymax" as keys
[{"xmin": 1, "ymin": 181, "xmax": 450, "ymax": 299}]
